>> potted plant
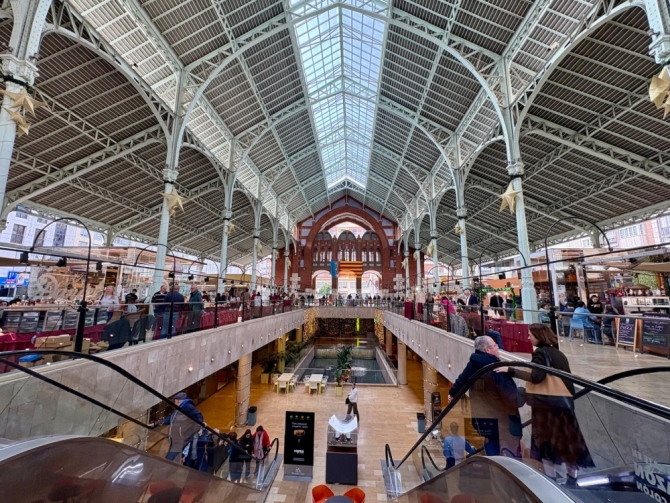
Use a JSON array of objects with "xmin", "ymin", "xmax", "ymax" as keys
[
  {"xmin": 333, "ymin": 346, "xmax": 353, "ymax": 397},
  {"xmin": 258, "ymin": 352, "xmax": 279, "ymax": 384}
]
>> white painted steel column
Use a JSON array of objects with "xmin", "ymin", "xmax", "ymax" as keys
[
  {"xmin": 0, "ymin": 84, "xmax": 20, "ymax": 210},
  {"xmin": 234, "ymin": 353, "xmax": 252, "ymax": 427},
  {"xmin": 457, "ymin": 208, "xmax": 470, "ymax": 289},
  {"xmin": 414, "ymin": 239, "xmax": 422, "ymax": 292},
  {"xmin": 397, "ymin": 341, "xmax": 407, "ymax": 385},
  {"xmin": 251, "ymin": 229, "xmax": 259, "ymax": 293},
  {"xmin": 284, "ymin": 249, "xmax": 289, "ymax": 293},
  {"xmin": 219, "ymin": 211, "xmax": 231, "ymax": 291},
  {"xmin": 404, "ymin": 249, "xmax": 410, "ymax": 296},
  {"xmin": 508, "ymin": 161, "xmax": 538, "ymax": 321},
  {"xmin": 151, "ymin": 176, "xmax": 175, "ymax": 294}
]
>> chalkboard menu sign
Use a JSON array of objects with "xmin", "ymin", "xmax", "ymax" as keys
[
  {"xmin": 641, "ymin": 315, "xmax": 670, "ymax": 353},
  {"xmin": 617, "ymin": 318, "xmax": 637, "ymax": 347}
]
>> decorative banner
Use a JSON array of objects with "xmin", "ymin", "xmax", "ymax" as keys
[
  {"xmin": 339, "ymin": 261, "xmax": 363, "ymax": 277},
  {"xmin": 330, "ymin": 260, "xmax": 339, "ymax": 278},
  {"xmin": 284, "ymin": 411, "xmax": 315, "ymax": 481}
]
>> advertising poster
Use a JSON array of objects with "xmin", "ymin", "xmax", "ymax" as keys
[{"xmin": 284, "ymin": 411, "xmax": 315, "ymax": 480}]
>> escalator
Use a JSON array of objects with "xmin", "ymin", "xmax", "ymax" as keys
[
  {"xmin": 0, "ymin": 349, "xmax": 283, "ymax": 502},
  {"xmin": 383, "ymin": 362, "xmax": 670, "ymax": 502}
]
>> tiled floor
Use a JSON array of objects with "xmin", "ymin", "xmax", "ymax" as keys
[
  {"xmin": 198, "ymin": 355, "xmax": 439, "ymax": 503},
  {"xmin": 557, "ymin": 337, "xmax": 670, "ymax": 406}
]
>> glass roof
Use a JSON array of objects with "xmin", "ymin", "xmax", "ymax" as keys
[{"xmin": 292, "ymin": 0, "xmax": 388, "ymax": 189}]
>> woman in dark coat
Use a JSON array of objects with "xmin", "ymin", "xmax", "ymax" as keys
[
  {"xmin": 239, "ymin": 429, "xmax": 254, "ymax": 481},
  {"xmin": 206, "ymin": 428, "xmax": 229, "ymax": 475},
  {"xmin": 227, "ymin": 432, "xmax": 242, "ymax": 482},
  {"xmin": 497, "ymin": 324, "xmax": 594, "ymax": 481}
]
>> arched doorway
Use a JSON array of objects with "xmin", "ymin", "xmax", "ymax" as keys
[
  {"xmin": 362, "ymin": 270, "xmax": 381, "ymax": 297},
  {"xmin": 312, "ymin": 271, "xmax": 332, "ymax": 297}
]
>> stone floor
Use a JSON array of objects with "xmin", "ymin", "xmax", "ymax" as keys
[
  {"xmin": 198, "ymin": 355, "xmax": 440, "ymax": 503},
  {"xmin": 556, "ymin": 336, "xmax": 670, "ymax": 406}
]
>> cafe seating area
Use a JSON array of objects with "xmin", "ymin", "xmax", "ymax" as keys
[{"xmin": 272, "ymin": 372, "xmax": 328, "ymax": 394}]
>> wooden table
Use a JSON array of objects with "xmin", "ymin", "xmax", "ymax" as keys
[
  {"xmin": 275, "ymin": 372, "xmax": 294, "ymax": 392},
  {"xmin": 308, "ymin": 373, "xmax": 323, "ymax": 393}
]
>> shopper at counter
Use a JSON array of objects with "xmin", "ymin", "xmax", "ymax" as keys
[
  {"xmin": 587, "ymin": 295, "xmax": 604, "ymax": 345},
  {"xmin": 163, "ymin": 285, "xmax": 185, "ymax": 338}
]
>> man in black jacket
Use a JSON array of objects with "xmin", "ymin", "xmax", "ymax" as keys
[{"xmin": 448, "ymin": 336, "xmax": 521, "ymax": 457}]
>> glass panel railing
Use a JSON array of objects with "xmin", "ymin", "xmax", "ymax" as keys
[
  {"xmin": 0, "ymin": 436, "xmax": 265, "ymax": 503},
  {"xmin": 0, "ymin": 300, "xmax": 301, "ymax": 375},
  {"xmin": 0, "ymin": 351, "xmax": 282, "ymax": 493},
  {"xmin": 383, "ymin": 361, "xmax": 670, "ymax": 502}
]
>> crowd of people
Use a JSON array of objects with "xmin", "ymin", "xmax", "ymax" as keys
[{"xmin": 153, "ymin": 392, "xmax": 273, "ymax": 482}]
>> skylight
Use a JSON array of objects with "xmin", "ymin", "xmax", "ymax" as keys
[{"xmin": 292, "ymin": 0, "xmax": 388, "ymax": 189}]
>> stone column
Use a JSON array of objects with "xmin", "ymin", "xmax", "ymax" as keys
[
  {"xmin": 234, "ymin": 353, "xmax": 252, "ymax": 427},
  {"xmin": 271, "ymin": 245, "xmax": 277, "ymax": 288},
  {"xmin": 397, "ymin": 341, "xmax": 407, "ymax": 385},
  {"xmin": 385, "ymin": 327, "xmax": 393, "ymax": 357},
  {"xmin": 296, "ymin": 325, "xmax": 303, "ymax": 343},
  {"xmin": 423, "ymin": 360, "xmax": 439, "ymax": 423}
]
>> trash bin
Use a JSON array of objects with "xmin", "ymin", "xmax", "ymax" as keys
[
  {"xmin": 247, "ymin": 406, "xmax": 258, "ymax": 426},
  {"xmin": 417, "ymin": 412, "xmax": 426, "ymax": 433}
]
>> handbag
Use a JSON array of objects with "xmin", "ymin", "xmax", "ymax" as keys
[
  {"xmin": 345, "ymin": 397, "xmax": 350, "ymax": 405},
  {"xmin": 525, "ymin": 349, "xmax": 574, "ymax": 409}
]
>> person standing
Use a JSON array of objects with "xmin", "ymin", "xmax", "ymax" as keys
[
  {"xmin": 587, "ymin": 295, "xmax": 604, "ymax": 345},
  {"xmin": 346, "ymin": 383, "xmax": 360, "ymax": 422},
  {"xmin": 125, "ymin": 288, "xmax": 139, "ymax": 313},
  {"xmin": 252, "ymin": 425, "xmax": 271, "ymax": 477},
  {"xmin": 488, "ymin": 291, "xmax": 504, "ymax": 315},
  {"xmin": 448, "ymin": 336, "xmax": 521, "ymax": 456},
  {"xmin": 151, "ymin": 392, "xmax": 203, "ymax": 462},
  {"xmin": 99, "ymin": 286, "xmax": 118, "ymax": 321},
  {"xmin": 602, "ymin": 304, "xmax": 618, "ymax": 345},
  {"xmin": 498, "ymin": 324, "xmax": 594, "ymax": 482},
  {"xmin": 239, "ymin": 429, "xmax": 254, "ymax": 481},
  {"xmin": 163, "ymin": 285, "xmax": 185, "ymax": 338},
  {"xmin": 443, "ymin": 422, "xmax": 476, "ymax": 468},
  {"xmin": 188, "ymin": 282, "xmax": 203, "ymax": 333},
  {"xmin": 206, "ymin": 428, "xmax": 229, "ymax": 475},
  {"xmin": 227, "ymin": 432, "xmax": 242, "ymax": 482}
]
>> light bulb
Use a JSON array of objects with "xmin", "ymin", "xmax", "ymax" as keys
[{"xmin": 188, "ymin": 366, "xmax": 193, "ymax": 372}]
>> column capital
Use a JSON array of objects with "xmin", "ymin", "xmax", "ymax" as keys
[
  {"xmin": 162, "ymin": 167, "xmax": 179, "ymax": 183},
  {"xmin": 404, "ymin": 249, "xmax": 409, "ymax": 257},
  {"xmin": 456, "ymin": 207, "xmax": 467, "ymax": 219},
  {"xmin": 649, "ymin": 35, "xmax": 670, "ymax": 64},
  {"xmin": 506, "ymin": 160, "xmax": 524, "ymax": 177},
  {"xmin": 284, "ymin": 249, "xmax": 289, "ymax": 257},
  {"xmin": 1, "ymin": 55, "xmax": 39, "ymax": 87},
  {"xmin": 222, "ymin": 209, "xmax": 232, "ymax": 220},
  {"xmin": 252, "ymin": 228, "xmax": 260, "ymax": 237}
]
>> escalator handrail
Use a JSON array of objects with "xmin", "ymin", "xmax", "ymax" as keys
[
  {"xmin": 387, "ymin": 360, "xmax": 670, "ymax": 471},
  {"xmin": 420, "ymin": 445, "xmax": 441, "ymax": 474},
  {"xmin": 0, "ymin": 349, "xmax": 277, "ymax": 462}
]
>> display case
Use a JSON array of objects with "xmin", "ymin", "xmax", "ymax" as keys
[
  {"xmin": 63, "ymin": 310, "xmax": 80, "ymax": 330},
  {"xmin": 325, "ymin": 414, "xmax": 358, "ymax": 485},
  {"xmin": 622, "ymin": 296, "xmax": 670, "ymax": 314},
  {"xmin": 42, "ymin": 310, "xmax": 64, "ymax": 331},
  {"xmin": 95, "ymin": 308, "xmax": 108, "ymax": 325}
]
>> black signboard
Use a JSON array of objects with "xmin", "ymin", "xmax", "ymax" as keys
[
  {"xmin": 284, "ymin": 411, "xmax": 315, "ymax": 467},
  {"xmin": 617, "ymin": 318, "xmax": 637, "ymax": 347},
  {"xmin": 641, "ymin": 315, "xmax": 670, "ymax": 350}
]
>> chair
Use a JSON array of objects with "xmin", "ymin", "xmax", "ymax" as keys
[
  {"xmin": 309, "ymin": 380, "xmax": 318, "ymax": 394},
  {"xmin": 304, "ymin": 375, "xmax": 311, "ymax": 388},
  {"xmin": 288, "ymin": 377, "xmax": 297, "ymax": 392},
  {"xmin": 343, "ymin": 487, "xmax": 366, "ymax": 503},
  {"xmin": 320, "ymin": 377, "xmax": 328, "ymax": 393},
  {"xmin": 311, "ymin": 484, "xmax": 334, "ymax": 503},
  {"xmin": 278, "ymin": 380, "xmax": 287, "ymax": 393},
  {"xmin": 568, "ymin": 318, "xmax": 584, "ymax": 342}
]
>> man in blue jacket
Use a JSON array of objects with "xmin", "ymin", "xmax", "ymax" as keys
[
  {"xmin": 153, "ymin": 392, "xmax": 204, "ymax": 462},
  {"xmin": 448, "ymin": 336, "xmax": 521, "ymax": 457}
]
